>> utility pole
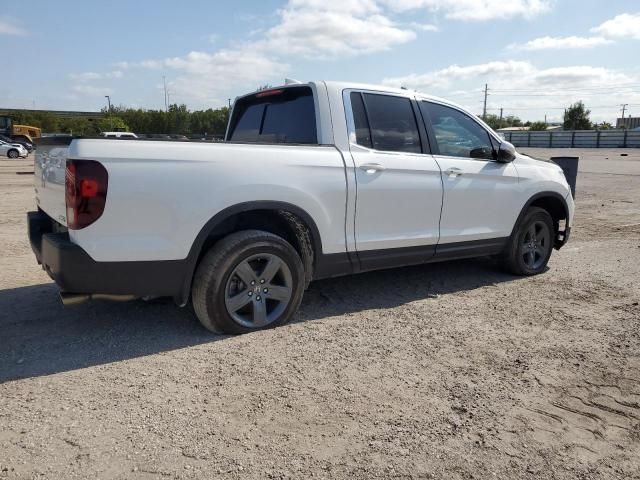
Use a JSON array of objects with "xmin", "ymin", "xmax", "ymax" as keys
[
  {"xmin": 163, "ymin": 76, "xmax": 168, "ymax": 112},
  {"xmin": 105, "ymin": 95, "xmax": 112, "ymax": 130},
  {"xmin": 619, "ymin": 104, "xmax": 629, "ymax": 128},
  {"xmin": 482, "ymin": 83, "xmax": 488, "ymax": 121},
  {"xmin": 544, "ymin": 114, "xmax": 547, "ymax": 125},
  {"xmin": 499, "ymin": 108, "xmax": 503, "ymax": 121}
]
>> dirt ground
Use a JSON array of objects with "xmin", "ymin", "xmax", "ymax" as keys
[{"xmin": 1, "ymin": 148, "xmax": 639, "ymax": 479}]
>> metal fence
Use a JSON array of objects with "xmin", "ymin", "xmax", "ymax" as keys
[{"xmin": 500, "ymin": 129, "xmax": 640, "ymax": 148}]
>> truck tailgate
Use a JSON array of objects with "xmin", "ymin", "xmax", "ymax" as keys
[{"xmin": 34, "ymin": 136, "xmax": 73, "ymax": 226}]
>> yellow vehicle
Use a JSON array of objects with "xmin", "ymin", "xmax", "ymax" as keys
[{"xmin": 0, "ymin": 116, "xmax": 42, "ymax": 145}]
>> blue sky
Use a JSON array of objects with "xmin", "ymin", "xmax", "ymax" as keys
[{"xmin": 2, "ymin": 0, "xmax": 639, "ymax": 122}]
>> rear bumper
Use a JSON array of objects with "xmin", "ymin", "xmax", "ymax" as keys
[{"xmin": 28, "ymin": 210, "xmax": 189, "ymax": 298}]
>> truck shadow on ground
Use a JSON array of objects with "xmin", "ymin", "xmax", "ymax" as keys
[{"xmin": 1, "ymin": 257, "xmax": 518, "ymax": 383}]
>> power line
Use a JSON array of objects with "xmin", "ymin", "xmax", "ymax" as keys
[
  {"xmin": 490, "ymin": 91, "xmax": 639, "ymax": 97},
  {"xmin": 486, "ymin": 104, "xmax": 625, "ymax": 111},
  {"xmin": 491, "ymin": 83, "xmax": 640, "ymax": 93}
]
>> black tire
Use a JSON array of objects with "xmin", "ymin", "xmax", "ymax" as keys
[
  {"xmin": 7, "ymin": 149, "xmax": 19, "ymax": 159},
  {"xmin": 500, "ymin": 207, "xmax": 555, "ymax": 276},
  {"xmin": 192, "ymin": 230, "xmax": 305, "ymax": 334}
]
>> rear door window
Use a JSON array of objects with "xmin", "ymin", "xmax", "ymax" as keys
[
  {"xmin": 352, "ymin": 93, "xmax": 421, "ymax": 153},
  {"xmin": 228, "ymin": 87, "xmax": 317, "ymax": 144}
]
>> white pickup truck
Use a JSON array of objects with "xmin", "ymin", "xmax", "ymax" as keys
[{"xmin": 29, "ymin": 81, "xmax": 574, "ymax": 334}]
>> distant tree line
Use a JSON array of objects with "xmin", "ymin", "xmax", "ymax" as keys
[
  {"xmin": 481, "ymin": 101, "xmax": 616, "ymax": 132},
  {"xmin": 8, "ymin": 104, "xmax": 230, "ymax": 137}
]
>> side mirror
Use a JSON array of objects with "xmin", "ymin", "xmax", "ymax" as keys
[{"xmin": 497, "ymin": 141, "xmax": 516, "ymax": 163}]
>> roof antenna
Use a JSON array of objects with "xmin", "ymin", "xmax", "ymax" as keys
[{"xmin": 285, "ymin": 78, "xmax": 302, "ymax": 85}]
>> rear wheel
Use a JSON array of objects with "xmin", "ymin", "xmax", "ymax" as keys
[
  {"xmin": 192, "ymin": 230, "xmax": 305, "ymax": 334},
  {"xmin": 7, "ymin": 149, "xmax": 19, "ymax": 159},
  {"xmin": 500, "ymin": 207, "xmax": 554, "ymax": 275}
]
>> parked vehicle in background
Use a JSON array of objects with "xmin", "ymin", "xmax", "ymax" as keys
[
  {"xmin": 0, "ymin": 134, "xmax": 33, "ymax": 152},
  {"xmin": 0, "ymin": 140, "xmax": 28, "ymax": 158},
  {"xmin": 0, "ymin": 116, "xmax": 42, "ymax": 145},
  {"xmin": 99, "ymin": 131, "xmax": 138, "ymax": 139},
  {"xmin": 29, "ymin": 81, "xmax": 574, "ymax": 334}
]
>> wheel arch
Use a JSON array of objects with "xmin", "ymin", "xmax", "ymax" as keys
[
  {"xmin": 511, "ymin": 191, "xmax": 569, "ymax": 250},
  {"xmin": 177, "ymin": 201, "xmax": 324, "ymax": 305}
]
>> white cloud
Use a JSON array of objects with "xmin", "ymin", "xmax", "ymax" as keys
[
  {"xmin": 383, "ymin": 60, "xmax": 639, "ymax": 122},
  {"xmin": 509, "ymin": 35, "xmax": 612, "ymax": 51},
  {"xmin": 0, "ymin": 16, "xmax": 27, "ymax": 35},
  {"xmin": 139, "ymin": 48, "xmax": 289, "ymax": 106},
  {"xmin": 383, "ymin": 60, "xmax": 533, "ymax": 89},
  {"xmin": 409, "ymin": 22, "xmax": 439, "ymax": 32},
  {"xmin": 381, "ymin": 0, "xmax": 552, "ymax": 21},
  {"xmin": 69, "ymin": 72, "xmax": 102, "ymax": 82},
  {"xmin": 592, "ymin": 12, "xmax": 640, "ymax": 40},
  {"xmin": 82, "ymin": 0, "xmax": 561, "ymax": 110},
  {"xmin": 72, "ymin": 85, "xmax": 113, "ymax": 96},
  {"xmin": 124, "ymin": 0, "xmax": 417, "ymax": 105},
  {"xmin": 69, "ymin": 70, "xmax": 124, "ymax": 82},
  {"xmin": 383, "ymin": 60, "xmax": 633, "ymax": 92},
  {"xmin": 263, "ymin": 7, "xmax": 415, "ymax": 57},
  {"xmin": 510, "ymin": 12, "xmax": 640, "ymax": 52}
]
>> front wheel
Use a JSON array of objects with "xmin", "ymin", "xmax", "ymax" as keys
[
  {"xmin": 7, "ymin": 149, "xmax": 19, "ymax": 159},
  {"xmin": 192, "ymin": 230, "xmax": 305, "ymax": 334},
  {"xmin": 500, "ymin": 207, "xmax": 554, "ymax": 275}
]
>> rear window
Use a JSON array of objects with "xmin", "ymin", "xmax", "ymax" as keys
[
  {"xmin": 228, "ymin": 87, "xmax": 317, "ymax": 144},
  {"xmin": 361, "ymin": 93, "xmax": 421, "ymax": 153}
]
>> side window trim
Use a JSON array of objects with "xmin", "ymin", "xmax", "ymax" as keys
[
  {"xmin": 356, "ymin": 91, "xmax": 374, "ymax": 149},
  {"xmin": 420, "ymin": 100, "xmax": 499, "ymax": 161},
  {"xmin": 416, "ymin": 99, "xmax": 439, "ymax": 156}
]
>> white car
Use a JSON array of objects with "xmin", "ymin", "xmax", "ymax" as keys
[
  {"xmin": 1, "ymin": 140, "xmax": 28, "ymax": 158},
  {"xmin": 29, "ymin": 81, "xmax": 574, "ymax": 334}
]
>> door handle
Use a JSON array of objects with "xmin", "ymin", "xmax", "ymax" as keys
[
  {"xmin": 359, "ymin": 163, "xmax": 386, "ymax": 174},
  {"xmin": 444, "ymin": 167, "xmax": 464, "ymax": 177}
]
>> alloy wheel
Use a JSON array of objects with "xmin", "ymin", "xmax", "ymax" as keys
[
  {"xmin": 521, "ymin": 220, "xmax": 551, "ymax": 270},
  {"xmin": 224, "ymin": 253, "xmax": 293, "ymax": 328}
]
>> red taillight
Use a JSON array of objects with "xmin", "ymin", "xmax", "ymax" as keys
[
  {"xmin": 65, "ymin": 160, "xmax": 108, "ymax": 230},
  {"xmin": 255, "ymin": 89, "xmax": 284, "ymax": 98}
]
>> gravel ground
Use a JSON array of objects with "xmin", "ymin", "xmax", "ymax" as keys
[{"xmin": 1, "ymin": 148, "xmax": 639, "ymax": 479}]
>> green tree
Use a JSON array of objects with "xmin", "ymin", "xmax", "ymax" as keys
[
  {"xmin": 95, "ymin": 116, "xmax": 129, "ymax": 133},
  {"xmin": 563, "ymin": 101, "xmax": 592, "ymax": 130},
  {"xmin": 58, "ymin": 117, "xmax": 93, "ymax": 135},
  {"xmin": 6, "ymin": 104, "xmax": 231, "ymax": 136},
  {"xmin": 167, "ymin": 104, "xmax": 190, "ymax": 134},
  {"xmin": 596, "ymin": 121, "xmax": 612, "ymax": 130},
  {"xmin": 482, "ymin": 114, "xmax": 522, "ymax": 130},
  {"xmin": 529, "ymin": 121, "xmax": 547, "ymax": 131}
]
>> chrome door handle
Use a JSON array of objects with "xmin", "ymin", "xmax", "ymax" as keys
[
  {"xmin": 359, "ymin": 163, "xmax": 386, "ymax": 174},
  {"xmin": 445, "ymin": 167, "xmax": 463, "ymax": 177}
]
